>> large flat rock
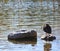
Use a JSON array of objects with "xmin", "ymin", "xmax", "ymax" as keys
[{"xmin": 8, "ymin": 30, "xmax": 37, "ymax": 40}]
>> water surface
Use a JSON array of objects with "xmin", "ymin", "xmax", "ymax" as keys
[{"xmin": 0, "ymin": 0, "xmax": 60, "ymax": 51}]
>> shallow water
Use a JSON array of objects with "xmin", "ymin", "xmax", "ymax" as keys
[{"xmin": 0, "ymin": 0, "xmax": 60, "ymax": 51}]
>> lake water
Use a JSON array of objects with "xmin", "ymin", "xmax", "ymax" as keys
[{"xmin": 0, "ymin": 0, "xmax": 60, "ymax": 51}]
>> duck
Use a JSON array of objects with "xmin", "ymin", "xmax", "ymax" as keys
[
  {"xmin": 43, "ymin": 24, "xmax": 52, "ymax": 35},
  {"xmin": 41, "ymin": 24, "xmax": 56, "ymax": 41}
]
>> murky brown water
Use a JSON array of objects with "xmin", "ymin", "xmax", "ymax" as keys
[{"xmin": 0, "ymin": 0, "xmax": 60, "ymax": 51}]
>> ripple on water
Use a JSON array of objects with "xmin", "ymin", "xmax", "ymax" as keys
[{"xmin": 0, "ymin": 0, "xmax": 60, "ymax": 51}]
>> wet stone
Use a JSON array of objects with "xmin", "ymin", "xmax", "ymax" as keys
[{"xmin": 8, "ymin": 30, "xmax": 37, "ymax": 40}]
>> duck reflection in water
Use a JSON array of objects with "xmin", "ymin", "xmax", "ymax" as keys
[{"xmin": 44, "ymin": 43, "xmax": 52, "ymax": 51}]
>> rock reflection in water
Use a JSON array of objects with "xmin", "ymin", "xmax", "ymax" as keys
[
  {"xmin": 44, "ymin": 43, "xmax": 51, "ymax": 51},
  {"xmin": 8, "ymin": 38, "xmax": 37, "ymax": 46}
]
